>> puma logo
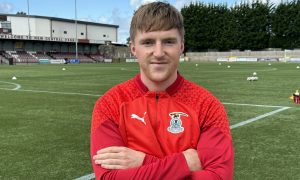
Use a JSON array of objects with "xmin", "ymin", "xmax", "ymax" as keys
[{"xmin": 131, "ymin": 112, "xmax": 147, "ymax": 125}]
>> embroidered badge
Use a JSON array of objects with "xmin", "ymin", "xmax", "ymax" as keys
[
  {"xmin": 131, "ymin": 112, "xmax": 147, "ymax": 125},
  {"xmin": 167, "ymin": 112, "xmax": 188, "ymax": 134}
]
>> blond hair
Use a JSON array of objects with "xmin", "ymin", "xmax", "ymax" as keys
[{"xmin": 130, "ymin": 1, "xmax": 184, "ymax": 42}]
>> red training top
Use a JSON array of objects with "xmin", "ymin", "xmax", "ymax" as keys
[{"xmin": 91, "ymin": 73, "xmax": 234, "ymax": 180}]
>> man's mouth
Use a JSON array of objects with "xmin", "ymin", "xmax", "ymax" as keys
[{"xmin": 150, "ymin": 62, "xmax": 167, "ymax": 64}]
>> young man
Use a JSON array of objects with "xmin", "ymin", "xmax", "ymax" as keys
[{"xmin": 91, "ymin": 1, "xmax": 234, "ymax": 179}]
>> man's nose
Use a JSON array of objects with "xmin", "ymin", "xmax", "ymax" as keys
[{"xmin": 153, "ymin": 43, "xmax": 165, "ymax": 57}]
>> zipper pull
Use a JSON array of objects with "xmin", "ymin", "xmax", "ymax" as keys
[{"xmin": 156, "ymin": 93, "xmax": 159, "ymax": 102}]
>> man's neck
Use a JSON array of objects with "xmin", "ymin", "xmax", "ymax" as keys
[{"xmin": 140, "ymin": 73, "xmax": 177, "ymax": 92}]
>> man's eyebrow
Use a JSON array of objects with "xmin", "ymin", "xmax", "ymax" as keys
[
  {"xmin": 139, "ymin": 38, "xmax": 154, "ymax": 42},
  {"xmin": 139, "ymin": 37, "xmax": 178, "ymax": 43},
  {"xmin": 163, "ymin": 37, "xmax": 178, "ymax": 41}
]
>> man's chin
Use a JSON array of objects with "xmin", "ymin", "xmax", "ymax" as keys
[{"xmin": 148, "ymin": 73, "xmax": 169, "ymax": 83}]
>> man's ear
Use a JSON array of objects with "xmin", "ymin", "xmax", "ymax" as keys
[
  {"xmin": 180, "ymin": 41, "xmax": 185, "ymax": 54},
  {"xmin": 130, "ymin": 41, "xmax": 136, "ymax": 56}
]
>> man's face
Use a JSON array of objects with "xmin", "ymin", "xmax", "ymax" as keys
[{"xmin": 130, "ymin": 28, "xmax": 184, "ymax": 84}]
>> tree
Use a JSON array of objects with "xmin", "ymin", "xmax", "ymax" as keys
[
  {"xmin": 271, "ymin": 0, "xmax": 300, "ymax": 48},
  {"xmin": 98, "ymin": 44, "xmax": 116, "ymax": 58},
  {"xmin": 181, "ymin": 0, "xmax": 300, "ymax": 51},
  {"xmin": 233, "ymin": 1, "xmax": 271, "ymax": 50},
  {"xmin": 126, "ymin": 37, "xmax": 130, "ymax": 45},
  {"xmin": 16, "ymin": 12, "xmax": 27, "ymax": 15}
]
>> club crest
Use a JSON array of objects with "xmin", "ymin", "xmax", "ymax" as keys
[{"xmin": 167, "ymin": 112, "xmax": 188, "ymax": 134}]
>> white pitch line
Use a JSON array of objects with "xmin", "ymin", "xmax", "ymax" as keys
[
  {"xmin": 15, "ymin": 89, "xmax": 102, "ymax": 97},
  {"xmin": 230, "ymin": 106, "xmax": 291, "ymax": 129},
  {"xmin": 190, "ymin": 67, "xmax": 277, "ymax": 74},
  {"xmin": 0, "ymin": 81, "xmax": 21, "ymax": 90},
  {"xmin": 223, "ymin": 102, "xmax": 289, "ymax": 108},
  {"xmin": 0, "ymin": 81, "xmax": 101, "ymax": 97},
  {"xmin": 74, "ymin": 173, "xmax": 95, "ymax": 180}
]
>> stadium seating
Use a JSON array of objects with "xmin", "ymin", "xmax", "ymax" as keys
[
  {"xmin": 5, "ymin": 51, "xmax": 39, "ymax": 64},
  {"xmin": 1, "ymin": 51, "xmax": 115, "ymax": 64},
  {"xmin": 29, "ymin": 51, "xmax": 53, "ymax": 60},
  {"xmin": 49, "ymin": 52, "xmax": 95, "ymax": 63},
  {"xmin": 89, "ymin": 54, "xmax": 104, "ymax": 62}
]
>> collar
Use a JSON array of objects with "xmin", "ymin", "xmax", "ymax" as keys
[{"xmin": 134, "ymin": 72, "xmax": 184, "ymax": 95}]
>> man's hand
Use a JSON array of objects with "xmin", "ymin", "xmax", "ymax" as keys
[
  {"xmin": 183, "ymin": 148, "xmax": 202, "ymax": 171},
  {"xmin": 93, "ymin": 146, "xmax": 146, "ymax": 170}
]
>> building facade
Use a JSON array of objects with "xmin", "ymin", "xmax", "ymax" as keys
[{"xmin": 0, "ymin": 13, "xmax": 119, "ymax": 54}]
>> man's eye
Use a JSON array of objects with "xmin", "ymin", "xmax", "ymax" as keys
[
  {"xmin": 142, "ymin": 41, "xmax": 153, "ymax": 46},
  {"xmin": 164, "ymin": 40, "xmax": 176, "ymax": 45}
]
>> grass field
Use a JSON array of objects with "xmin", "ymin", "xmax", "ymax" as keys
[{"xmin": 0, "ymin": 62, "xmax": 299, "ymax": 179}]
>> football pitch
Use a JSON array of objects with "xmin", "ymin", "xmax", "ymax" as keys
[{"xmin": 0, "ymin": 62, "xmax": 299, "ymax": 179}]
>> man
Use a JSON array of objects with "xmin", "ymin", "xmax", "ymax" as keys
[{"xmin": 91, "ymin": 1, "xmax": 234, "ymax": 179}]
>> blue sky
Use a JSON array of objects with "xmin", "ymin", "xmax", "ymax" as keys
[{"xmin": 0, "ymin": 0, "xmax": 282, "ymax": 43}]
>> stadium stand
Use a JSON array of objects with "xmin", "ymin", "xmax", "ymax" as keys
[
  {"xmin": 5, "ymin": 51, "xmax": 38, "ymax": 64},
  {"xmin": 0, "ymin": 50, "xmax": 125, "ymax": 64},
  {"xmin": 49, "ymin": 52, "xmax": 95, "ymax": 63},
  {"xmin": 89, "ymin": 54, "xmax": 104, "ymax": 62},
  {"xmin": 0, "ymin": 13, "xmax": 132, "ymax": 65},
  {"xmin": 29, "ymin": 51, "xmax": 53, "ymax": 60}
]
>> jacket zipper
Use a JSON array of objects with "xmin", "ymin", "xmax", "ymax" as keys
[{"xmin": 155, "ymin": 93, "xmax": 159, "ymax": 102}]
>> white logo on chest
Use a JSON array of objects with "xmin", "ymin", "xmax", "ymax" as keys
[{"xmin": 131, "ymin": 112, "xmax": 147, "ymax": 125}]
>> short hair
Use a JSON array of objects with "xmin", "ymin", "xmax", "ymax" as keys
[{"xmin": 130, "ymin": 1, "xmax": 185, "ymax": 42}]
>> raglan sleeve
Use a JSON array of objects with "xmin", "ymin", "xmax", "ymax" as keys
[
  {"xmin": 90, "ymin": 96, "xmax": 192, "ymax": 180},
  {"xmin": 191, "ymin": 98, "xmax": 234, "ymax": 180}
]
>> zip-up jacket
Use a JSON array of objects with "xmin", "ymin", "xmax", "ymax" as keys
[{"xmin": 91, "ymin": 73, "xmax": 234, "ymax": 179}]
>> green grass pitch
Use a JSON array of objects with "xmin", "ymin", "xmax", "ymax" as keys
[{"xmin": 0, "ymin": 62, "xmax": 299, "ymax": 179}]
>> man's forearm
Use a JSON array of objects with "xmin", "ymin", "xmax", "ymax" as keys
[
  {"xmin": 192, "ymin": 126, "xmax": 234, "ymax": 180},
  {"xmin": 95, "ymin": 153, "xmax": 191, "ymax": 180},
  {"xmin": 91, "ymin": 120, "xmax": 192, "ymax": 179}
]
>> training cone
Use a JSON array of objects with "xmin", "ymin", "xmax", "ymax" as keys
[
  {"xmin": 12, "ymin": 76, "xmax": 17, "ymax": 80},
  {"xmin": 292, "ymin": 90, "xmax": 300, "ymax": 104}
]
